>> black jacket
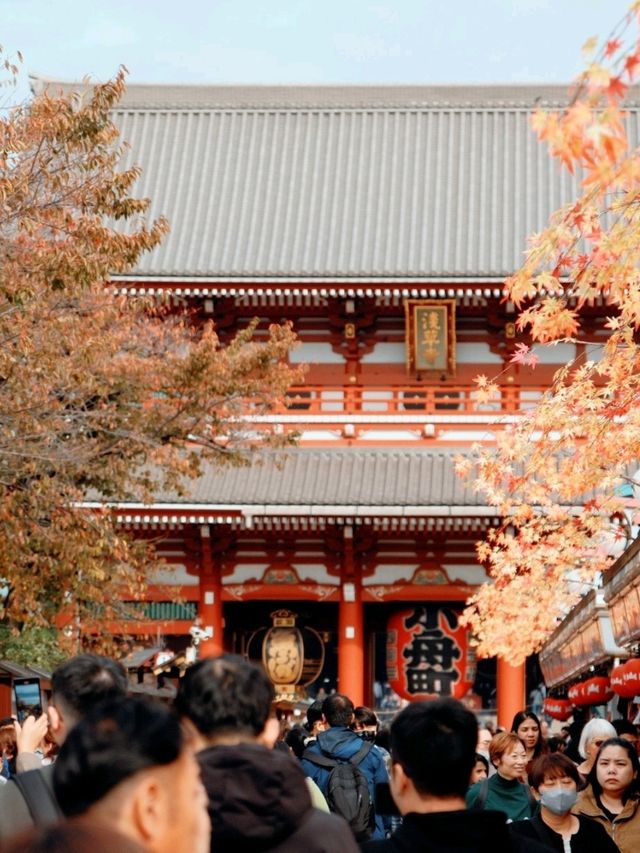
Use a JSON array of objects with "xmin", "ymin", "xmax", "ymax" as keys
[
  {"xmin": 198, "ymin": 741, "xmax": 360, "ymax": 853},
  {"xmin": 359, "ymin": 809, "xmax": 555, "ymax": 853},
  {"xmin": 510, "ymin": 813, "xmax": 620, "ymax": 853}
]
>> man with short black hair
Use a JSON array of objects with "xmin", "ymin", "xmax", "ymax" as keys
[
  {"xmin": 306, "ymin": 699, "xmax": 327, "ymax": 740},
  {"xmin": 0, "ymin": 653, "xmax": 128, "ymax": 839},
  {"xmin": 302, "ymin": 693, "xmax": 389, "ymax": 840},
  {"xmin": 360, "ymin": 698, "xmax": 551, "ymax": 853},
  {"xmin": 175, "ymin": 654, "xmax": 359, "ymax": 853},
  {"xmin": 53, "ymin": 696, "xmax": 210, "ymax": 853}
]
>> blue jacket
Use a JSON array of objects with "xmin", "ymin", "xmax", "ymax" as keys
[{"xmin": 301, "ymin": 726, "xmax": 389, "ymax": 840}]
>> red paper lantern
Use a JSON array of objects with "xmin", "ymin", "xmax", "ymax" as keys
[
  {"xmin": 582, "ymin": 676, "xmax": 613, "ymax": 705},
  {"xmin": 568, "ymin": 681, "xmax": 587, "ymax": 706},
  {"xmin": 611, "ymin": 664, "xmax": 626, "ymax": 696},
  {"xmin": 386, "ymin": 605, "xmax": 476, "ymax": 701},
  {"xmin": 618, "ymin": 659, "xmax": 640, "ymax": 699},
  {"xmin": 542, "ymin": 697, "xmax": 572, "ymax": 721}
]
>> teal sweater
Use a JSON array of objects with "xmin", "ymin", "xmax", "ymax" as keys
[{"xmin": 465, "ymin": 772, "xmax": 536, "ymax": 822}]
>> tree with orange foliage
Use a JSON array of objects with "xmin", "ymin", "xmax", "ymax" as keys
[
  {"xmin": 0, "ymin": 58, "xmax": 301, "ymax": 659},
  {"xmin": 459, "ymin": 2, "xmax": 640, "ymax": 664}
]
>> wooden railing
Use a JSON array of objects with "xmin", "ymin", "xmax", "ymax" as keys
[{"xmin": 278, "ymin": 385, "xmax": 547, "ymax": 417}]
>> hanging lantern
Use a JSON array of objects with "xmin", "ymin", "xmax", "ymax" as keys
[
  {"xmin": 582, "ymin": 676, "xmax": 613, "ymax": 705},
  {"xmin": 386, "ymin": 605, "xmax": 476, "ymax": 701},
  {"xmin": 568, "ymin": 681, "xmax": 587, "ymax": 706},
  {"xmin": 619, "ymin": 659, "xmax": 640, "ymax": 699},
  {"xmin": 543, "ymin": 697, "xmax": 572, "ymax": 721},
  {"xmin": 249, "ymin": 609, "xmax": 325, "ymax": 704},
  {"xmin": 610, "ymin": 663, "xmax": 627, "ymax": 696}
]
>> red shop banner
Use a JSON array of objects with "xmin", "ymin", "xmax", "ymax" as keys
[{"xmin": 386, "ymin": 605, "xmax": 476, "ymax": 701}]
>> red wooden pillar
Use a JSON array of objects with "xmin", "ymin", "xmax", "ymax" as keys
[
  {"xmin": 496, "ymin": 657, "xmax": 526, "ymax": 729},
  {"xmin": 198, "ymin": 524, "xmax": 224, "ymax": 658},
  {"xmin": 337, "ymin": 525, "xmax": 364, "ymax": 705}
]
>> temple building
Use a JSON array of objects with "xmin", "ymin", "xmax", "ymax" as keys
[{"xmin": 33, "ymin": 80, "xmax": 621, "ymax": 723}]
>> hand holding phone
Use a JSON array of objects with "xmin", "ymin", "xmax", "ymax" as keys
[{"xmin": 14, "ymin": 711, "xmax": 48, "ymax": 754}]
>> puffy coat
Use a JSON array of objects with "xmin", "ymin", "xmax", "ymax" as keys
[
  {"xmin": 197, "ymin": 741, "xmax": 359, "ymax": 853},
  {"xmin": 301, "ymin": 726, "xmax": 389, "ymax": 839}
]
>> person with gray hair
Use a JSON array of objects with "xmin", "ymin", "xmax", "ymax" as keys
[{"xmin": 576, "ymin": 719, "xmax": 617, "ymax": 782}]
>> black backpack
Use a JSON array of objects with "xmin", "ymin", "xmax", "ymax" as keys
[{"xmin": 303, "ymin": 741, "xmax": 374, "ymax": 840}]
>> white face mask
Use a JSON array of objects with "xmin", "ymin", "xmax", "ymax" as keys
[{"xmin": 539, "ymin": 787, "xmax": 578, "ymax": 815}]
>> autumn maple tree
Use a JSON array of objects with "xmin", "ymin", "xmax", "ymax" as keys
[
  {"xmin": 0, "ymin": 59, "xmax": 301, "ymax": 657},
  {"xmin": 459, "ymin": 1, "xmax": 640, "ymax": 664}
]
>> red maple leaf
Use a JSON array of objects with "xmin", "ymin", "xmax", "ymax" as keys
[
  {"xmin": 607, "ymin": 75, "xmax": 628, "ymax": 102},
  {"xmin": 625, "ymin": 52, "xmax": 640, "ymax": 80},
  {"xmin": 605, "ymin": 38, "xmax": 623, "ymax": 58}
]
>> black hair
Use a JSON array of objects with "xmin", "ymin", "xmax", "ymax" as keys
[
  {"xmin": 547, "ymin": 736, "xmax": 566, "ymax": 753},
  {"xmin": 322, "ymin": 693, "xmax": 354, "ymax": 727},
  {"xmin": 306, "ymin": 699, "xmax": 324, "ymax": 731},
  {"xmin": 613, "ymin": 719, "xmax": 639, "ymax": 738},
  {"xmin": 352, "ymin": 706, "xmax": 378, "ymax": 729},
  {"xmin": 51, "ymin": 654, "xmax": 127, "ymax": 721},
  {"xmin": 53, "ymin": 697, "xmax": 183, "ymax": 817},
  {"xmin": 375, "ymin": 724, "xmax": 391, "ymax": 752},
  {"xmin": 284, "ymin": 725, "xmax": 310, "ymax": 760},
  {"xmin": 174, "ymin": 654, "xmax": 274, "ymax": 738},
  {"xmin": 390, "ymin": 698, "xmax": 478, "ymax": 799},
  {"xmin": 588, "ymin": 737, "xmax": 640, "ymax": 802},
  {"xmin": 474, "ymin": 752, "xmax": 489, "ymax": 773}
]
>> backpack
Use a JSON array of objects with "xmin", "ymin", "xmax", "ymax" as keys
[{"xmin": 303, "ymin": 741, "xmax": 374, "ymax": 840}]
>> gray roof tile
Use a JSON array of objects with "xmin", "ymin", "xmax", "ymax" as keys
[
  {"xmin": 148, "ymin": 449, "xmax": 483, "ymax": 507},
  {"xmin": 31, "ymin": 80, "xmax": 638, "ymax": 281}
]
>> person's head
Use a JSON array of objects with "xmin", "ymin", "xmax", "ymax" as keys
[
  {"xmin": 352, "ymin": 706, "xmax": 378, "ymax": 741},
  {"xmin": 612, "ymin": 719, "xmax": 639, "ymax": 752},
  {"xmin": 388, "ymin": 698, "xmax": 478, "ymax": 813},
  {"xmin": 547, "ymin": 736, "xmax": 567, "ymax": 754},
  {"xmin": 305, "ymin": 699, "xmax": 325, "ymax": 736},
  {"xmin": 53, "ymin": 697, "xmax": 210, "ymax": 853},
  {"xmin": 511, "ymin": 710, "xmax": 542, "ymax": 754},
  {"xmin": 589, "ymin": 737, "xmax": 640, "ymax": 803},
  {"xmin": 2, "ymin": 821, "xmax": 146, "ymax": 853},
  {"xmin": 175, "ymin": 654, "xmax": 277, "ymax": 747},
  {"xmin": 489, "ymin": 732, "xmax": 527, "ymax": 780},
  {"xmin": 322, "ymin": 693, "xmax": 355, "ymax": 728},
  {"xmin": 476, "ymin": 727, "xmax": 493, "ymax": 753},
  {"xmin": 577, "ymin": 718, "xmax": 617, "ymax": 761},
  {"xmin": 49, "ymin": 654, "xmax": 128, "ymax": 744},
  {"xmin": 529, "ymin": 753, "xmax": 581, "ymax": 816},
  {"xmin": 0, "ymin": 722, "xmax": 17, "ymax": 775},
  {"xmin": 470, "ymin": 752, "xmax": 489, "ymax": 784},
  {"xmin": 284, "ymin": 724, "xmax": 310, "ymax": 760}
]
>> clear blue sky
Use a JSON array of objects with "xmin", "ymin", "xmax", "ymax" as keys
[{"xmin": 0, "ymin": 0, "xmax": 632, "ymax": 96}]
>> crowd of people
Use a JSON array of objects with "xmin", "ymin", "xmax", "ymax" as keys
[{"xmin": 0, "ymin": 653, "xmax": 638, "ymax": 852}]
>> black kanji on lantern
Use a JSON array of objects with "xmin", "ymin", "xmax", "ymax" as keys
[{"xmin": 402, "ymin": 606, "xmax": 461, "ymax": 697}]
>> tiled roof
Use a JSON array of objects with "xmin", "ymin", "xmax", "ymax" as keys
[
  {"xmin": 32, "ymin": 80, "xmax": 640, "ymax": 282},
  {"xmin": 145, "ymin": 449, "xmax": 488, "ymax": 508}
]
